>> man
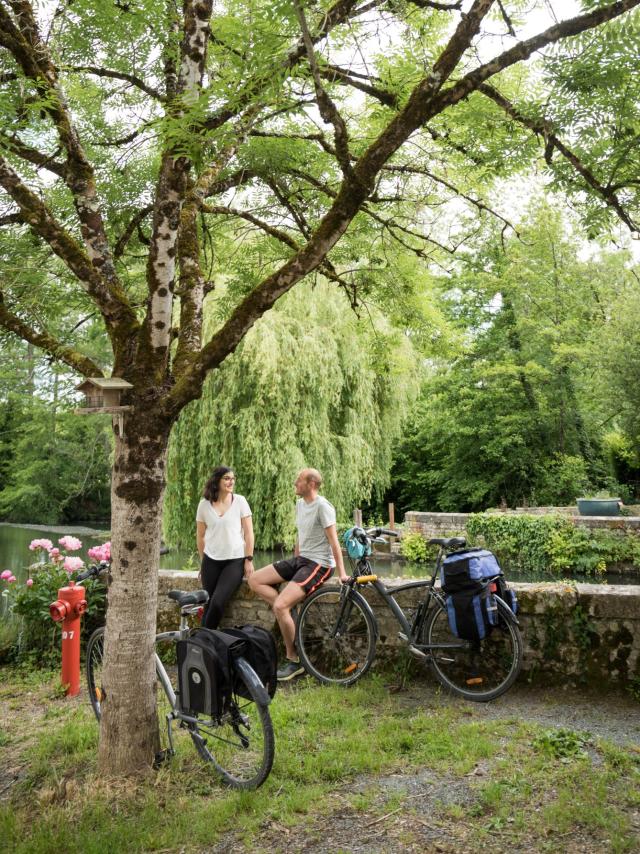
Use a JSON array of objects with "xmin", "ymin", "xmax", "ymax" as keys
[{"xmin": 249, "ymin": 467, "xmax": 348, "ymax": 680}]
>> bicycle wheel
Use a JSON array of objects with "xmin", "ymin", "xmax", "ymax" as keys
[
  {"xmin": 188, "ymin": 657, "xmax": 274, "ymax": 790},
  {"xmin": 86, "ymin": 626, "xmax": 105, "ymax": 721},
  {"xmin": 296, "ymin": 586, "xmax": 377, "ymax": 686},
  {"xmin": 423, "ymin": 596, "xmax": 523, "ymax": 702}
]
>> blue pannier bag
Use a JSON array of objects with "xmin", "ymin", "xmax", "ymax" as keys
[{"xmin": 440, "ymin": 548, "xmax": 516, "ymax": 642}]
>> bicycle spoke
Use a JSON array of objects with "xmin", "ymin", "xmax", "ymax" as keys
[{"xmin": 296, "ymin": 588, "xmax": 376, "ymax": 685}]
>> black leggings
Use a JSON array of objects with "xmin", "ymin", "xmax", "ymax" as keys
[{"xmin": 200, "ymin": 555, "xmax": 245, "ymax": 629}]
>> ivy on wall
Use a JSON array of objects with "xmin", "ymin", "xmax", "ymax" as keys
[{"xmin": 467, "ymin": 513, "xmax": 640, "ymax": 576}]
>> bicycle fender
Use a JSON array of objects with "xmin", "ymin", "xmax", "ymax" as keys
[
  {"xmin": 234, "ymin": 656, "xmax": 271, "ymax": 705},
  {"xmin": 494, "ymin": 595, "xmax": 520, "ymax": 625}
]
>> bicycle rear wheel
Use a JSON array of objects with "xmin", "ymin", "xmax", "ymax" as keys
[
  {"xmin": 296, "ymin": 587, "xmax": 377, "ymax": 686},
  {"xmin": 188, "ymin": 657, "xmax": 274, "ymax": 790},
  {"xmin": 423, "ymin": 597, "xmax": 523, "ymax": 702}
]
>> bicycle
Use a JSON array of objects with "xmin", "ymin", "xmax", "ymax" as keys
[
  {"xmin": 295, "ymin": 529, "xmax": 523, "ymax": 702},
  {"xmin": 81, "ymin": 562, "xmax": 275, "ymax": 789}
]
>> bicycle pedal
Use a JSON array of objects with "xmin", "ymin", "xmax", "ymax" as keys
[
  {"xmin": 398, "ymin": 632, "xmax": 408, "ymax": 641},
  {"xmin": 408, "ymin": 645, "xmax": 427, "ymax": 660}
]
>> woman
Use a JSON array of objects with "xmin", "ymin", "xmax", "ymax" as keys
[{"xmin": 196, "ymin": 466, "xmax": 254, "ymax": 629}]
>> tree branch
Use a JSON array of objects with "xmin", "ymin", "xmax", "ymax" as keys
[
  {"xmin": 1, "ymin": 0, "xmax": 133, "ymax": 335},
  {"xmin": 0, "ymin": 287, "xmax": 103, "ymax": 377},
  {"xmin": 292, "ymin": 0, "xmax": 354, "ymax": 178},
  {"xmin": 382, "ymin": 162, "xmax": 519, "ymax": 234},
  {"xmin": 203, "ymin": 0, "xmax": 372, "ymax": 132},
  {"xmin": 114, "ymin": 205, "xmax": 154, "ymax": 260},
  {"xmin": 64, "ymin": 65, "xmax": 164, "ymax": 101},
  {"xmin": 429, "ymin": 1, "xmax": 640, "ymax": 120},
  {"xmin": 138, "ymin": 0, "xmax": 214, "ymax": 373},
  {"xmin": 479, "ymin": 83, "xmax": 639, "ymax": 232},
  {"xmin": 0, "ymin": 156, "xmax": 137, "ymax": 331},
  {"xmin": 406, "ymin": 0, "xmax": 462, "ymax": 9},
  {"xmin": 0, "ymin": 131, "xmax": 67, "ymax": 178}
]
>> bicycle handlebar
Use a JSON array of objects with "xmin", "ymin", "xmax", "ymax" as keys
[
  {"xmin": 75, "ymin": 560, "xmax": 110, "ymax": 582},
  {"xmin": 364, "ymin": 527, "xmax": 399, "ymax": 539}
]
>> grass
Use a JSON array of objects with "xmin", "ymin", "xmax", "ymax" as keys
[{"xmin": 0, "ymin": 666, "xmax": 638, "ymax": 853}]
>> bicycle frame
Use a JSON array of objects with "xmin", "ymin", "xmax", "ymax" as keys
[{"xmin": 346, "ymin": 549, "xmax": 444, "ymax": 642}]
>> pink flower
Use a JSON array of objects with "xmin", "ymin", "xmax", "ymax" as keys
[
  {"xmin": 8, "ymin": 575, "xmax": 16, "ymax": 583},
  {"xmin": 58, "ymin": 536, "xmax": 82, "ymax": 552},
  {"xmin": 29, "ymin": 538, "xmax": 53, "ymax": 552},
  {"xmin": 26, "ymin": 578, "xmax": 34, "ymax": 587},
  {"xmin": 88, "ymin": 541, "xmax": 111, "ymax": 562},
  {"xmin": 63, "ymin": 556, "xmax": 85, "ymax": 573},
  {"xmin": 1, "ymin": 570, "xmax": 11, "ymax": 580},
  {"xmin": 48, "ymin": 548, "xmax": 62, "ymax": 563}
]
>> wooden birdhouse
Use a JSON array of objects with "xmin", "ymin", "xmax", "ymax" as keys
[{"xmin": 75, "ymin": 377, "xmax": 133, "ymax": 436}]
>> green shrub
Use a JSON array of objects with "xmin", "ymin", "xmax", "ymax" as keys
[
  {"xmin": 399, "ymin": 531, "xmax": 430, "ymax": 563},
  {"xmin": 466, "ymin": 513, "xmax": 640, "ymax": 576}
]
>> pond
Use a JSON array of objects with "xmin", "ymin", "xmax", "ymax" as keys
[{"xmin": 1, "ymin": 521, "xmax": 635, "ymax": 621}]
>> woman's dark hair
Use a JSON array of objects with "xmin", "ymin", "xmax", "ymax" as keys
[{"xmin": 203, "ymin": 466, "xmax": 234, "ymax": 502}]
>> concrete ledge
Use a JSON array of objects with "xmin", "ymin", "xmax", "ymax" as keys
[{"xmin": 158, "ymin": 570, "xmax": 640, "ymax": 689}]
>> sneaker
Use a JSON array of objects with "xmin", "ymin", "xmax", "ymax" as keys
[{"xmin": 277, "ymin": 659, "xmax": 305, "ymax": 681}]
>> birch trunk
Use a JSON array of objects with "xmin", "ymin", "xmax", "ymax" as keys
[{"xmin": 97, "ymin": 415, "xmax": 171, "ymax": 774}]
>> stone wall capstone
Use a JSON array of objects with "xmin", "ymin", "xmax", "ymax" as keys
[{"xmin": 157, "ymin": 571, "xmax": 640, "ymax": 688}]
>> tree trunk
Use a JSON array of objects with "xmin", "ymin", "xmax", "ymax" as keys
[{"xmin": 97, "ymin": 415, "xmax": 171, "ymax": 775}]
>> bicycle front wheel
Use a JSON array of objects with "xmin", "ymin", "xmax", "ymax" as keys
[
  {"xmin": 423, "ymin": 597, "xmax": 523, "ymax": 702},
  {"xmin": 189, "ymin": 657, "xmax": 274, "ymax": 790},
  {"xmin": 296, "ymin": 587, "xmax": 377, "ymax": 686}
]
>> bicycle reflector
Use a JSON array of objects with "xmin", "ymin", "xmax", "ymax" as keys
[{"xmin": 344, "ymin": 527, "xmax": 371, "ymax": 559}]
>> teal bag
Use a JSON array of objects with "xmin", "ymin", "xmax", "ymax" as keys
[{"xmin": 343, "ymin": 527, "xmax": 371, "ymax": 560}]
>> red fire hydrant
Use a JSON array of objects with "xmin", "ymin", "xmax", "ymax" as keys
[{"xmin": 49, "ymin": 581, "xmax": 87, "ymax": 696}]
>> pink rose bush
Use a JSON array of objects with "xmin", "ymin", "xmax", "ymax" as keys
[
  {"xmin": 87, "ymin": 541, "xmax": 111, "ymax": 563},
  {"xmin": 7, "ymin": 533, "xmax": 107, "ymax": 665},
  {"xmin": 58, "ymin": 536, "xmax": 82, "ymax": 552},
  {"xmin": 63, "ymin": 556, "xmax": 85, "ymax": 573},
  {"xmin": 29, "ymin": 538, "xmax": 53, "ymax": 552}
]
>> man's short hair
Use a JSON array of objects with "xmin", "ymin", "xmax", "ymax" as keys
[{"xmin": 303, "ymin": 467, "xmax": 323, "ymax": 487}]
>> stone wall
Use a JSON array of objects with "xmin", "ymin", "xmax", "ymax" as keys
[
  {"xmin": 404, "ymin": 510, "xmax": 640, "ymax": 537},
  {"xmin": 158, "ymin": 571, "xmax": 640, "ymax": 689}
]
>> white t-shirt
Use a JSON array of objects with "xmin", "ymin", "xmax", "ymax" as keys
[
  {"xmin": 297, "ymin": 495, "xmax": 336, "ymax": 567},
  {"xmin": 196, "ymin": 495, "xmax": 252, "ymax": 560}
]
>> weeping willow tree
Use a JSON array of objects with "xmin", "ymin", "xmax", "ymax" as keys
[{"xmin": 164, "ymin": 281, "xmax": 418, "ymax": 548}]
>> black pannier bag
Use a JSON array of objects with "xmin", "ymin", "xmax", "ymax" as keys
[
  {"xmin": 176, "ymin": 628, "xmax": 246, "ymax": 718},
  {"xmin": 440, "ymin": 548, "xmax": 516, "ymax": 642},
  {"xmin": 225, "ymin": 625, "xmax": 278, "ymax": 700}
]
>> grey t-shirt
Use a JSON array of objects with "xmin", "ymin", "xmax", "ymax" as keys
[{"xmin": 297, "ymin": 496, "xmax": 336, "ymax": 567}]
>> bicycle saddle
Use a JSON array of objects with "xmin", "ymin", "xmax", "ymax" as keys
[
  {"xmin": 167, "ymin": 589, "xmax": 209, "ymax": 606},
  {"xmin": 428, "ymin": 537, "xmax": 466, "ymax": 549}
]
